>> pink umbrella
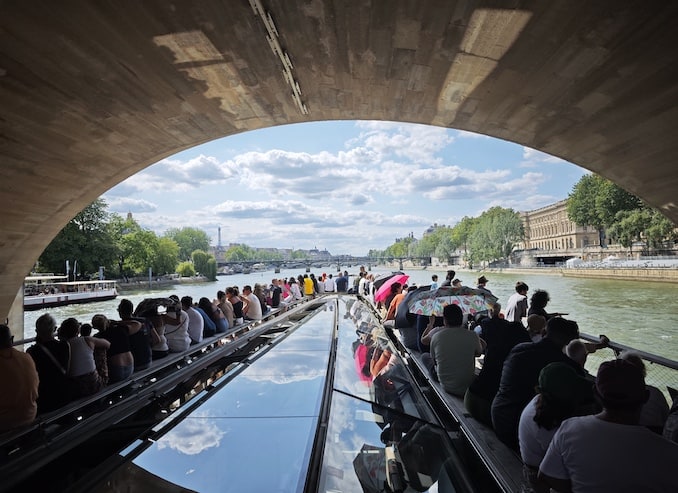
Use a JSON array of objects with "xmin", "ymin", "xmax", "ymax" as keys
[{"xmin": 374, "ymin": 274, "xmax": 409, "ymax": 303}]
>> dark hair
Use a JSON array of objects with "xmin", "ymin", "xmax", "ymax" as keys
[
  {"xmin": 530, "ymin": 289, "xmax": 550, "ymax": 309},
  {"xmin": 198, "ymin": 297, "xmax": 217, "ymax": 321},
  {"xmin": 60, "ymin": 317, "xmax": 81, "ymax": 339},
  {"xmin": 118, "ymin": 298, "xmax": 134, "ymax": 317},
  {"xmin": 80, "ymin": 323, "xmax": 93, "ymax": 337},
  {"xmin": 515, "ymin": 281, "xmax": 529, "ymax": 293},
  {"xmin": 217, "ymin": 290, "xmax": 226, "ymax": 301},
  {"xmin": 443, "ymin": 304, "xmax": 464, "ymax": 326},
  {"xmin": 533, "ymin": 393, "xmax": 579, "ymax": 430},
  {"xmin": 389, "ymin": 282, "xmax": 402, "ymax": 294},
  {"xmin": 545, "ymin": 317, "xmax": 579, "ymax": 346},
  {"xmin": 181, "ymin": 296, "xmax": 193, "ymax": 307}
]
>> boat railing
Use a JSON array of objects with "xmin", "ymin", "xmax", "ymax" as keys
[{"xmin": 578, "ymin": 331, "xmax": 678, "ymax": 399}]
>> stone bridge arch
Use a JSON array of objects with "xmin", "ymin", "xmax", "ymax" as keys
[{"xmin": 2, "ymin": 1, "xmax": 678, "ymax": 321}]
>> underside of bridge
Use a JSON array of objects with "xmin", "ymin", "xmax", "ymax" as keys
[{"xmin": 2, "ymin": 0, "xmax": 678, "ymax": 322}]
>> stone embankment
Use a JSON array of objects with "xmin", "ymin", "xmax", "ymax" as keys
[
  {"xmin": 477, "ymin": 267, "xmax": 678, "ymax": 283},
  {"xmin": 559, "ymin": 268, "xmax": 678, "ymax": 283},
  {"xmin": 391, "ymin": 261, "xmax": 678, "ymax": 284},
  {"xmin": 116, "ymin": 275, "xmax": 209, "ymax": 292}
]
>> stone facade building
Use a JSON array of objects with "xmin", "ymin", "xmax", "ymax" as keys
[{"xmin": 518, "ymin": 199, "xmax": 603, "ymax": 251}]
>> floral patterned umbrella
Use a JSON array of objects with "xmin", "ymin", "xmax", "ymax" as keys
[{"xmin": 405, "ymin": 286, "xmax": 497, "ymax": 316}]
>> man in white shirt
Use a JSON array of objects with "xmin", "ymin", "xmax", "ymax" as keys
[
  {"xmin": 324, "ymin": 273, "xmax": 336, "ymax": 292},
  {"xmin": 242, "ymin": 285, "xmax": 263, "ymax": 320},
  {"xmin": 358, "ymin": 272, "xmax": 368, "ymax": 296},
  {"xmin": 505, "ymin": 281, "xmax": 529, "ymax": 323}
]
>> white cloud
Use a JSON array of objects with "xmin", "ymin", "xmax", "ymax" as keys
[
  {"xmin": 519, "ymin": 147, "xmax": 565, "ymax": 168},
  {"xmin": 109, "ymin": 122, "xmax": 580, "ymax": 254},
  {"xmin": 156, "ymin": 413, "xmax": 226, "ymax": 455},
  {"xmin": 105, "ymin": 196, "xmax": 157, "ymax": 213}
]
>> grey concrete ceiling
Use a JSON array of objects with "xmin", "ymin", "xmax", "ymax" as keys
[{"xmin": 2, "ymin": 0, "xmax": 678, "ymax": 319}]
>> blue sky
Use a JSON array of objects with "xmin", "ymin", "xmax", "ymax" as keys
[{"xmin": 104, "ymin": 121, "xmax": 586, "ymax": 256}]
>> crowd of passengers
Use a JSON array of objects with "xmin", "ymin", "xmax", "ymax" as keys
[
  {"xmin": 1, "ymin": 273, "xmax": 353, "ymax": 432},
  {"xmin": 384, "ymin": 270, "xmax": 678, "ymax": 492}
]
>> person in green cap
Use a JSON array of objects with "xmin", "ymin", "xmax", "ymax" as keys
[{"xmin": 518, "ymin": 362, "xmax": 595, "ymax": 492}]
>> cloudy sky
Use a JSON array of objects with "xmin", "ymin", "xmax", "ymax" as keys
[{"xmin": 104, "ymin": 120, "xmax": 586, "ymax": 255}]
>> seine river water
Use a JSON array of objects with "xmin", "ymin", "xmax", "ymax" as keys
[{"xmin": 23, "ymin": 267, "xmax": 677, "ymax": 363}]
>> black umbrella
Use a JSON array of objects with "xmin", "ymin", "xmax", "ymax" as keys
[{"xmin": 133, "ymin": 297, "xmax": 178, "ymax": 317}]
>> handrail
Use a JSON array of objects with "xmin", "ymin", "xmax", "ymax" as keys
[{"xmin": 578, "ymin": 332, "xmax": 678, "ymax": 371}]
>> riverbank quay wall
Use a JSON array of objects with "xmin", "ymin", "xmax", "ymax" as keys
[
  {"xmin": 486, "ymin": 267, "xmax": 678, "ymax": 283},
  {"xmin": 559, "ymin": 268, "xmax": 678, "ymax": 283},
  {"xmin": 386, "ymin": 260, "xmax": 678, "ymax": 284}
]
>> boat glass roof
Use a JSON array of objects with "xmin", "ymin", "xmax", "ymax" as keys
[{"xmin": 89, "ymin": 297, "xmax": 468, "ymax": 493}]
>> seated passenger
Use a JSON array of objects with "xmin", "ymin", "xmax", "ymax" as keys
[
  {"xmin": 182, "ymin": 296, "xmax": 205, "ymax": 343},
  {"xmin": 61, "ymin": 317, "xmax": 110, "ymax": 397},
  {"xmin": 620, "ymin": 351, "xmax": 670, "ymax": 434},
  {"xmin": 27, "ymin": 314, "xmax": 73, "ymax": 413},
  {"xmin": 215, "ymin": 290, "xmax": 235, "ymax": 327},
  {"xmin": 118, "ymin": 299, "xmax": 152, "ymax": 371},
  {"xmin": 518, "ymin": 362, "xmax": 594, "ymax": 493},
  {"xmin": 394, "ymin": 285, "xmax": 420, "ymax": 351},
  {"xmin": 227, "ymin": 286, "xmax": 245, "ymax": 324},
  {"xmin": 0, "ymin": 324, "xmax": 39, "ymax": 431},
  {"xmin": 93, "ymin": 314, "xmax": 134, "ymax": 384},
  {"xmin": 491, "ymin": 317, "xmax": 583, "ymax": 450},
  {"xmin": 422, "ymin": 304, "xmax": 484, "ymax": 397},
  {"xmin": 149, "ymin": 315, "xmax": 169, "ymax": 360},
  {"xmin": 465, "ymin": 303, "xmax": 531, "ymax": 426},
  {"xmin": 162, "ymin": 302, "xmax": 191, "ymax": 353},
  {"xmin": 242, "ymin": 285, "xmax": 263, "ymax": 321},
  {"xmin": 539, "ymin": 359, "xmax": 678, "ymax": 492},
  {"xmin": 254, "ymin": 283, "xmax": 269, "ymax": 315}
]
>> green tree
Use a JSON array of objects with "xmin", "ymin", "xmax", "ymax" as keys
[
  {"xmin": 191, "ymin": 250, "xmax": 210, "ymax": 275},
  {"xmin": 108, "ymin": 213, "xmax": 144, "ymax": 277},
  {"xmin": 176, "ymin": 261, "xmax": 196, "ymax": 277},
  {"xmin": 153, "ymin": 237, "xmax": 180, "ymax": 275},
  {"xmin": 450, "ymin": 216, "xmax": 476, "ymax": 261},
  {"xmin": 122, "ymin": 229, "xmax": 160, "ymax": 275},
  {"xmin": 205, "ymin": 257, "xmax": 218, "ymax": 281},
  {"xmin": 38, "ymin": 199, "xmax": 117, "ymax": 278},
  {"xmin": 290, "ymin": 249, "xmax": 307, "ymax": 260},
  {"xmin": 608, "ymin": 207, "xmax": 677, "ymax": 253},
  {"xmin": 225, "ymin": 244, "xmax": 256, "ymax": 261},
  {"xmin": 467, "ymin": 207, "xmax": 523, "ymax": 264},
  {"xmin": 644, "ymin": 209, "xmax": 677, "ymax": 250},
  {"xmin": 607, "ymin": 209, "xmax": 647, "ymax": 252},
  {"xmin": 567, "ymin": 174, "xmax": 641, "ymax": 246},
  {"xmin": 164, "ymin": 227, "xmax": 210, "ymax": 261}
]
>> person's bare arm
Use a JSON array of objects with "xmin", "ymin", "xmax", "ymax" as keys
[
  {"xmin": 584, "ymin": 334, "xmax": 610, "ymax": 353},
  {"xmin": 86, "ymin": 336, "xmax": 110, "ymax": 350}
]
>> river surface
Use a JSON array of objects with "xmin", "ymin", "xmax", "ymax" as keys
[{"xmin": 23, "ymin": 267, "xmax": 677, "ymax": 362}]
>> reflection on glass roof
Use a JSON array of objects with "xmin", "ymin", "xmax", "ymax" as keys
[{"xmin": 90, "ymin": 298, "xmax": 468, "ymax": 493}]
